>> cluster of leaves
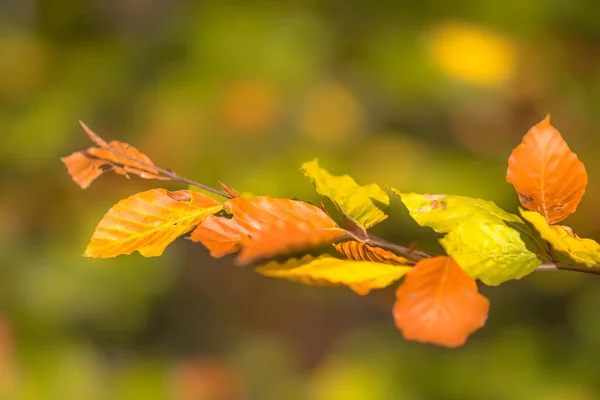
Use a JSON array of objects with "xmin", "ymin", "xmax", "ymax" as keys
[{"xmin": 62, "ymin": 117, "xmax": 598, "ymax": 348}]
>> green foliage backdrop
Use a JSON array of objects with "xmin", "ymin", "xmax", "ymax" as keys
[{"xmin": 3, "ymin": 0, "xmax": 600, "ymax": 398}]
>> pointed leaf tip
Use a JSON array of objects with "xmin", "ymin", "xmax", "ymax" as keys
[
  {"xmin": 62, "ymin": 123, "xmax": 162, "ymax": 188},
  {"xmin": 507, "ymin": 117, "xmax": 587, "ymax": 224},
  {"xmin": 301, "ymin": 159, "xmax": 389, "ymax": 230}
]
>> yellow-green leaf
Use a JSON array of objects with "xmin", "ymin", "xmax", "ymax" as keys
[
  {"xmin": 440, "ymin": 221, "xmax": 542, "ymax": 286},
  {"xmin": 255, "ymin": 255, "xmax": 411, "ymax": 295},
  {"xmin": 391, "ymin": 189, "xmax": 523, "ymax": 233},
  {"xmin": 85, "ymin": 189, "xmax": 223, "ymax": 258},
  {"xmin": 521, "ymin": 209, "xmax": 600, "ymax": 267},
  {"xmin": 301, "ymin": 159, "xmax": 389, "ymax": 230}
]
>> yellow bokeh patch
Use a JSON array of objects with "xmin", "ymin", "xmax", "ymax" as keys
[{"xmin": 426, "ymin": 21, "xmax": 517, "ymax": 87}]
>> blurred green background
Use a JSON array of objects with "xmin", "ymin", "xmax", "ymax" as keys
[{"xmin": 3, "ymin": 1, "xmax": 600, "ymax": 399}]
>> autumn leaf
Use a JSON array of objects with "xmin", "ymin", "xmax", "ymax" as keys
[
  {"xmin": 256, "ymin": 255, "xmax": 411, "ymax": 295},
  {"xmin": 440, "ymin": 220, "xmax": 542, "ymax": 286},
  {"xmin": 189, "ymin": 196, "xmax": 346, "ymax": 264},
  {"xmin": 333, "ymin": 241, "xmax": 410, "ymax": 265},
  {"xmin": 188, "ymin": 214, "xmax": 254, "ymax": 258},
  {"xmin": 301, "ymin": 159, "xmax": 389, "ymax": 230},
  {"xmin": 85, "ymin": 189, "xmax": 222, "ymax": 258},
  {"xmin": 507, "ymin": 116, "xmax": 588, "ymax": 224},
  {"xmin": 391, "ymin": 189, "xmax": 523, "ymax": 233},
  {"xmin": 62, "ymin": 122, "xmax": 161, "ymax": 188},
  {"xmin": 393, "ymin": 256, "xmax": 489, "ymax": 348},
  {"xmin": 521, "ymin": 209, "xmax": 600, "ymax": 267}
]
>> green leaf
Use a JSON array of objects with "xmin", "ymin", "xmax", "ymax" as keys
[
  {"xmin": 301, "ymin": 159, "xmax": 389, "ymax": 230},
  {"xmin": 440, "ymin": 221, "xmax": 542, "ymax": 286},
  {"xmin": 391, "ymin": 189, "xmax": 523, "ymax": 233},
  {"xmin": 255, "ymin": 254, "xmax": 411, "ymax": 295},
  {"xmin": 521, "ymin": 209, "xmax": 600, "ymax": 267}
]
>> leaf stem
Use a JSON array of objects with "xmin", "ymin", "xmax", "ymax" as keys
[
  {"xmin": 353, "ymin": 233, "xmax": 600, "ymax": 277},
  {"xmin": 536, "ymin": 263, "xmax": 600, "ymax": 276},
  {"xmin": 361, "ymin": 235, "xmax": 433, "ymax": 261},
  {"xmin": 79, "ymin": 121, "xmax": 232, "ymax": 199}
]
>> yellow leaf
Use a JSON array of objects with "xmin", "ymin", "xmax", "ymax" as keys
[
  {"xmin": 85, "ymin": 189, "xmax": 222, "ymax": 258},
  {"xmin": 255, "ymin": 255, "xmax": 411, "ymax": 295},
  {"xmin": 520, "ymin": 209, "xmax": 600, "ymax": 267},
  {"xmin": 301, "ymin": 159, "xmax": 389, "ymax": 230}
]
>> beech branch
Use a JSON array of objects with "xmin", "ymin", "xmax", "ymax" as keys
[
  {"xmin": 79, "ymin": 121, "xmax": 232, "ymax": 199},
  {"xmin": 355, "ymin": 232, "xmax": 600, "ymax": 277},
  {"xmin": 76, "ymin": 121, "xmax": 600, "ymax": 278},
  {"xmin": 363, "ymin": 236, "xmax": 432, "ymax": 261}
]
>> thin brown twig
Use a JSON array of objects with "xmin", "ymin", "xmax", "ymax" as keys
[
  {"xmin": 77, "ymin": 122, "xmax": 600, "ymax": 278},
  {"xmin": 536, "ymin": 263, "xmax": 600, "ymax": 276},
  {"xmin": 79, "ymin": 121, "xmax": 232, "ymax": 199},
  {"xmin": 350, "ymin": 232, "xmax": 600, "ymax": 277},
  {"xmin": 361, "ymin": 235, "xmax": 433, "ymax": 261}
]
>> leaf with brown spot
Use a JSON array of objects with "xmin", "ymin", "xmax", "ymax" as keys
[
  {"xmin": 189, "ymin": 196, "xmax": 346, "ymax": 264},
  {"xmin": 61, "ymin": 123, "xmax": 161, "ymax": 189},
  {"xmin": 393, "ymin": 256, "xmax": 489, "ymax": 348},
  {"xmin": 85, "ymin": 189, "xmax": 222, "ymax": 258},
  {"xmin": 507, "ymin": 116, "xmax": 588, "ymax": 224},
  {"xmin": 333, "ymin": 241, "xmax": 411, "ymax": 265}
]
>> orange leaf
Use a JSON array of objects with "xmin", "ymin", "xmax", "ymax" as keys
[
  {"xmin": 61, "ymin": 123, "xmax": 160, "ymax": 188},
  {"xmin": 393, "ymin": 256, "xmax": 489, "ymax": 348},
  {"xmin": 506, "ymin": 116, "xmax": 588, "ymax": 224},
  {"xmin": 189, "ymin": 196, "xmax": 345, "ymax": 264},
  {"xmin": 188, "ymin": 214, "xmax": 254, "ymax": 258},
  {"xmin": 85, "ymin": 189, "xmax": 222, "ymax": 258},
  {"xmin": 333, "ymin": 241, "xmax": 410, "ymax": 265}
]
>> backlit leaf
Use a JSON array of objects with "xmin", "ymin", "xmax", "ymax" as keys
[
  {"xmin": 188, "ymin": 215, "xmax": 254, "ymax": 258},
  {"xmin": 61, "ymin": 122, "xmax": 161, "ymax": 189},
  {"xmin": 301, "ymin": 159, "xmax": 389, "ymax": 230},
  {"xmin": 507, "ymin": 116, "xmax": 588, "ymax": 224},
  {"xmin": 440, "ymin": 221, "xmax": 542, "ymax": 286},
  {"xmin": 85, "ymin": 189, "xmax": 222, "ymax": 258},
  {"xmin": 391, "ymin": 189, "xmax": 523, "ymax": 233},
  {"xmin": 189, "ymin": 196, "xmax": 346, "ymax": 264},
  {"xmin": 521, "ymin": 209, "xmax": 600, "ymax": 267},
  {"xmin": 393, "ymin": 256, "xmax": 489, "ymax": 348},
  {"xmin": 256, "ymin": 255, "xmax": 410, "ymax": 295},
  {"xmin": 333, "ymin": 241, "xmax": 410, "ymax": 265}
]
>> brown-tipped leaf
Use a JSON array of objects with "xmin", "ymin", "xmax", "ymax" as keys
[
  {"xmin": 507, "ymin": 116, "xmax": 587, "ymax": 224},
  {"xmin": 333, "ymin": 241, "xmax": 411, "ymax": 265},
  {"xmin": 189, "ymin": 196, "xmax": 345, "ymax": 264},
  {"xmin": 393, "ymin": 256, "xmax": 489, "ymax": 348},
  {"xmin": 62, "ymin": 123, "xmax": 161, "ymax": 188},
  {"xmin": 85, "ymin": 189, "xmax": 222, "ymax": 258}
]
